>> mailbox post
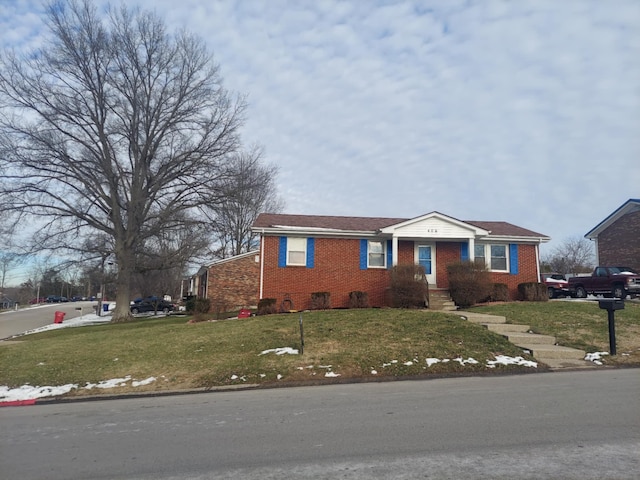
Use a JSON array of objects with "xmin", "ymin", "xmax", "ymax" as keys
[{"xmin": 598, "ymin": 299, "xmax": 624, "ymax": 356}]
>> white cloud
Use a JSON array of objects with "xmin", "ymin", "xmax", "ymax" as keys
[{"xmin": 2, "ymin": 0, "xmax": 639, "ymax": 255}]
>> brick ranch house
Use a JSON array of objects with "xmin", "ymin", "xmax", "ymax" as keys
[
  {"xmin": 585, "ymin": 198, "xmax": 640, "ymax": 272},
  {"xmin": 251, "ymin": 211, "xmax": 550, "ymax": 310},
  {"xmin": 194, "ymin": 250, "xmax": 260, "ymax": 311}
]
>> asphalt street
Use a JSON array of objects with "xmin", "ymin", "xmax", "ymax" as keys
[
  {"xmin": 1, "ymin": 368, "xmax": 638, "ymax": 479},
  {"xmin": 0, "ymin": 301, "xmax": 97, "ymax": 339}
]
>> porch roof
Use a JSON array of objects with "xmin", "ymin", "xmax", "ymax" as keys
[{"xmin": 254, "ymin": 212, "xmax": 549, "ymax": 242}]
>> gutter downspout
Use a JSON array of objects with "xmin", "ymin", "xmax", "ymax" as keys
[
  {"xmin": 259, "ymin": 230, "xmax": 265, "ymax": 300},
  {"xmin": 535, "ymin": 243, "xmax": 541, "ymax": 282}
]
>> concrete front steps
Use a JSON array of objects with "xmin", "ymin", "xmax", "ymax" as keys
[
  {"xmin": 428, "ymin": 289, "xmax": 457, "ymax": 311},
  {"xmin": 459, "ymin": 311, "xmax": 592, "ymax": 369}
]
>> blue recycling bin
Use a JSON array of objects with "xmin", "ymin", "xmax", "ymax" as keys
[{"xmin": 103, "ymin": 303, "xmax": 109, "ymax": 312}]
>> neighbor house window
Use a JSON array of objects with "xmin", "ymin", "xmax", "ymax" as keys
[
  {"xmin": 475, "ymin": 244, "xmax": 509, "ymax": 272},
  {"xmin": 287, "ymin": 237, "xmax": 307, "ymax": 266},
  {"xmin": 368, "ymin": 240, "xmax": 386, "ymax": 268}
]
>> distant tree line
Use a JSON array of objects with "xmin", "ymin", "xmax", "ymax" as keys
[{"xmin": 541, "ymin": 237, "xmax": 595, "ymax": 275}]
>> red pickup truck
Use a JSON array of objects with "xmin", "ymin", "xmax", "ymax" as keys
[{"xmin": 568, "ymin": 266, "xmax": 640, "ymax": 299}]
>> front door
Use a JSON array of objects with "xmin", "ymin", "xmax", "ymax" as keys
[{"xmin": 416, "ymin": 244, "xmax": 436, "ymax": 285}]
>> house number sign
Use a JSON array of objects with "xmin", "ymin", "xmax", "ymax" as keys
[{"xmin": 426, "ymin": 228, "xmax": 438, "ymax": 233}]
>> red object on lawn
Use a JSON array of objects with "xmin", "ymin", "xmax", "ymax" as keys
[
  {"xmin": 238, "ymin": 309, "xmax": 251, "ymax": 318},
  {"xmin": 54, "ymin": 311, "xmax": 66, "ymax": 324}
]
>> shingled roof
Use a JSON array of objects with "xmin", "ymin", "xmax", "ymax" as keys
[{"xmin": 254, "ymin": 213, "xmax": 548, "ymax": 239}]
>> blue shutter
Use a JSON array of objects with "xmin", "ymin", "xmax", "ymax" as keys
[
  {"xmin": 509, "ymin": 244, "xmax": 519, "ymax": 274},
  {"xmin": 306, "ymin": 238, "xmax": 315, "ymax": 268},
  {"xmin": 360, "ymin": 239, "xmax": 368, "ymax": 270},
  {"xmin": 278, "ymin": 237, "xmax": 287, "ymax": 268},
  {"xmin": 460, "ymin": 242, "xmax": 469, "ymax": 261},
  {"xmin": 386, "ymin": 240, "xmax": 392, "ymax": 269}
]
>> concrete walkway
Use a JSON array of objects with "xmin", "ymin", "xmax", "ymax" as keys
[{"xmin": 459, "ymin": 311, "xmax": 594, "ymax": 369}]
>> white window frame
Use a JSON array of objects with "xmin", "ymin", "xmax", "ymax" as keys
[
  {"xmin": 474, "ymin": 243, "xmax": 509, "ymax": 272},
  {"xmin": 368, "ymin": 240, "xmax": 386, "ymax": 268},
  {"xmin": 287, "ymin": 237, "xmax": 307, "ymax": 266}
]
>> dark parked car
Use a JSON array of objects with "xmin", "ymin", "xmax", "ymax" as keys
[
  {"xmin": 46, "ymin": 295, "xmax": 63, "ymax": 303},
  {"xmin": 541, "ymin": 273, "xmax": 570, "ymax": 299},
  {"xmin": 130, "ymin": 300, "xmax": 175, "ymax": 314}
]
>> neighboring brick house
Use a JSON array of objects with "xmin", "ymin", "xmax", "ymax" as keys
[
  {"xmin": 253, "ymin": 211, "xmax": 549, "ymax": 309},
  {"xmin": 198, "ymin": 250, "xmax": 260, "ymax": 310},
  {"xmin": 585, "ymin": 199, "xmax": 640, "ymax": 272}
]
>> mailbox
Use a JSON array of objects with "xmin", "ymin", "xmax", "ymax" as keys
[
  {"xmin": 598, "ymin": 299, "xmax": 625, "ymax": 311},
  {"xmin": 597, "ymin": 298, "xmax": 623, "ymax": 356}
]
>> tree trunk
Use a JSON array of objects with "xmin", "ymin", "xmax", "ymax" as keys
[{"xmin": 111, "ymin": 252, "xmax": 135, "ymax": 323}]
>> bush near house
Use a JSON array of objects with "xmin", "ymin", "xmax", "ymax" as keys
[
  {"xmin": 257, "ymin": 298, "xmax": 277, "ymax": 315},
  {"xmin": 447, "ymin": 261, "xmax": 493, "ymax": 308},
  {"xmin": 186, "ymin": 297, "xmax": 211, "ymax": 314},
  {"xmin": 348, "ymin": 291, "xmax": 369, "ymax": 308},
  {"xmin": 389, "ymin": 265, "xmax": 429, "ymax": 308},
  {"xmin": 488, "ymin": 283, "xmax": 510, "ymax": 302},
  {"xmin": 518, "ymin": 282, "xmax": 548, "ymax": 302},
  {"xmin": 310, "ymin": 292, "xmax": 331, "ymax": 310}
]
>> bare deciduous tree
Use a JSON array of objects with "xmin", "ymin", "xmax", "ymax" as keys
[
  {"xmin": 0, "ymin": 251, "xmax": 25, "ymax": 292},
  {"xmin": 132, "ymin": 223, "xmax": 210, "ymax": 300},
  {"xmin": 203, "ymin": 147, "xmax": 284, "ymax": 259},
  {"xmin": 0, "ymin": 1, "xmax": 245, "ymax": 321},
  {"xmin": 542, "ymin": 236, "xmax": 595, "ymax": 275}
]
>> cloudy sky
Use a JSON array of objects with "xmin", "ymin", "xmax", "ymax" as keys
[{"xmin": 1, "ymin": 0, "xmax": 639, "ymax": 269}]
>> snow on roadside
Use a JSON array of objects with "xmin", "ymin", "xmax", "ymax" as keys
[
  {"xmin": 12, "ymin": 312, "xmax": 112, "ymax": 338},
  {"xmin": 585, "ymin": 351, "xmax": 609, "ymax": 365},
  {"xmin": 1, "ymin": 376, "xmax": 158, "ymax": 403}
]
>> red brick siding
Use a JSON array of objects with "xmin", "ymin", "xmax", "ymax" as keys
[
  {"xmin": 434, "ymin": 242, "xmax": 462, "ymax": 287},
  {"xmin": 207, "ymin": 254, "xmax": 260, "ymax": 310},
  {"xmin": 597, "ymin": 211, "xmax": 640, "ymax": 272},
  {"xmin": 489, "ymin": 244, "xmax": 539, "ymax": 299},
  {"xmin": 397, "ymin": 241, "xmax": 415, "ymax": 264},
  {"xmin": 261, "ymin": 237, "xmax": 541, "ymax": 307},
  {"xmin": 262, "ymin": 236, "xmax": 392, "ymax": 309}
]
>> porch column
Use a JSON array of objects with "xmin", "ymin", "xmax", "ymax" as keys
[
  {"xmin": 468, "ymin": 237, "xmax": 475, "ymax": 261},
  {"xmin": 392, "ymin": 236, "xmax": 399, "ymax": 266}
]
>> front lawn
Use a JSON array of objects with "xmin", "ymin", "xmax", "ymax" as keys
[{"xmin": 0, "ymin": 309, "xmax": 539, "ymax": 397}]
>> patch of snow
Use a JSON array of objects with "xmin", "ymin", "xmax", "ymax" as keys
[
  {"xmin": 454, "ymin": 357, "xmax": 479, "ymax": 365},
  {"xmin": 371, "ymin": 370, "xmax": 377, "ymax": 375},
  {"xmin": 84, "ymin": 376, "xmax": 132, "ymax": 389},
  {"xmin": 425, "ymin": 358, "xmax": 441, "ymax": 367},
  {"xmin": 1, "ymin": 375, "xmax": 158, "ymax": 402},
  {"xmin": 324, "ymin": 371, "xmax": 341, "ymax": 378},
  {"xmin": 131, "ymin": 377, "xmax": 156, "ymax": 387},
  {"xmin": 487, "ymin": 355, "xmax": 537, "ymax": 368},
  {"xmin": 0, "ymin": 384, "xmax": 78, "ymax": 402},
  {"xmin": 403, "ymin": 361, "xmax": 414, "ymax": 366},
  {"xmin": 259, "ymin": 347, "xmax": 299, "ymax": 356},
  {"xmin": 585, "ymin": 351, "xmax": 609, "ymax": 365}
]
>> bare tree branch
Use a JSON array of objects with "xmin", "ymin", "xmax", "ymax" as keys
[
  {"xmin": 542, "ymin": 236, "xmax": 595, "ymax": 275},
  {"xmin": 201, "ymin": 146, "xmax": 284, "ymax": 258},
  {"xmin": 0, "ymin": 0, "xmax": 245, "ymax": 321}
]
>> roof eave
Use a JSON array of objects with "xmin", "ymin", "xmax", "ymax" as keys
[
  {"xmin": 479, "ymin": 235, "xmax": 551, "ymax": 244},
  {"xmin": 253, "ymin": 226, "xmax": 378, "ymax": 237},
  {"xmin": 585, "ymin": 199, "xmax": 640, "ymax": 239}
]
